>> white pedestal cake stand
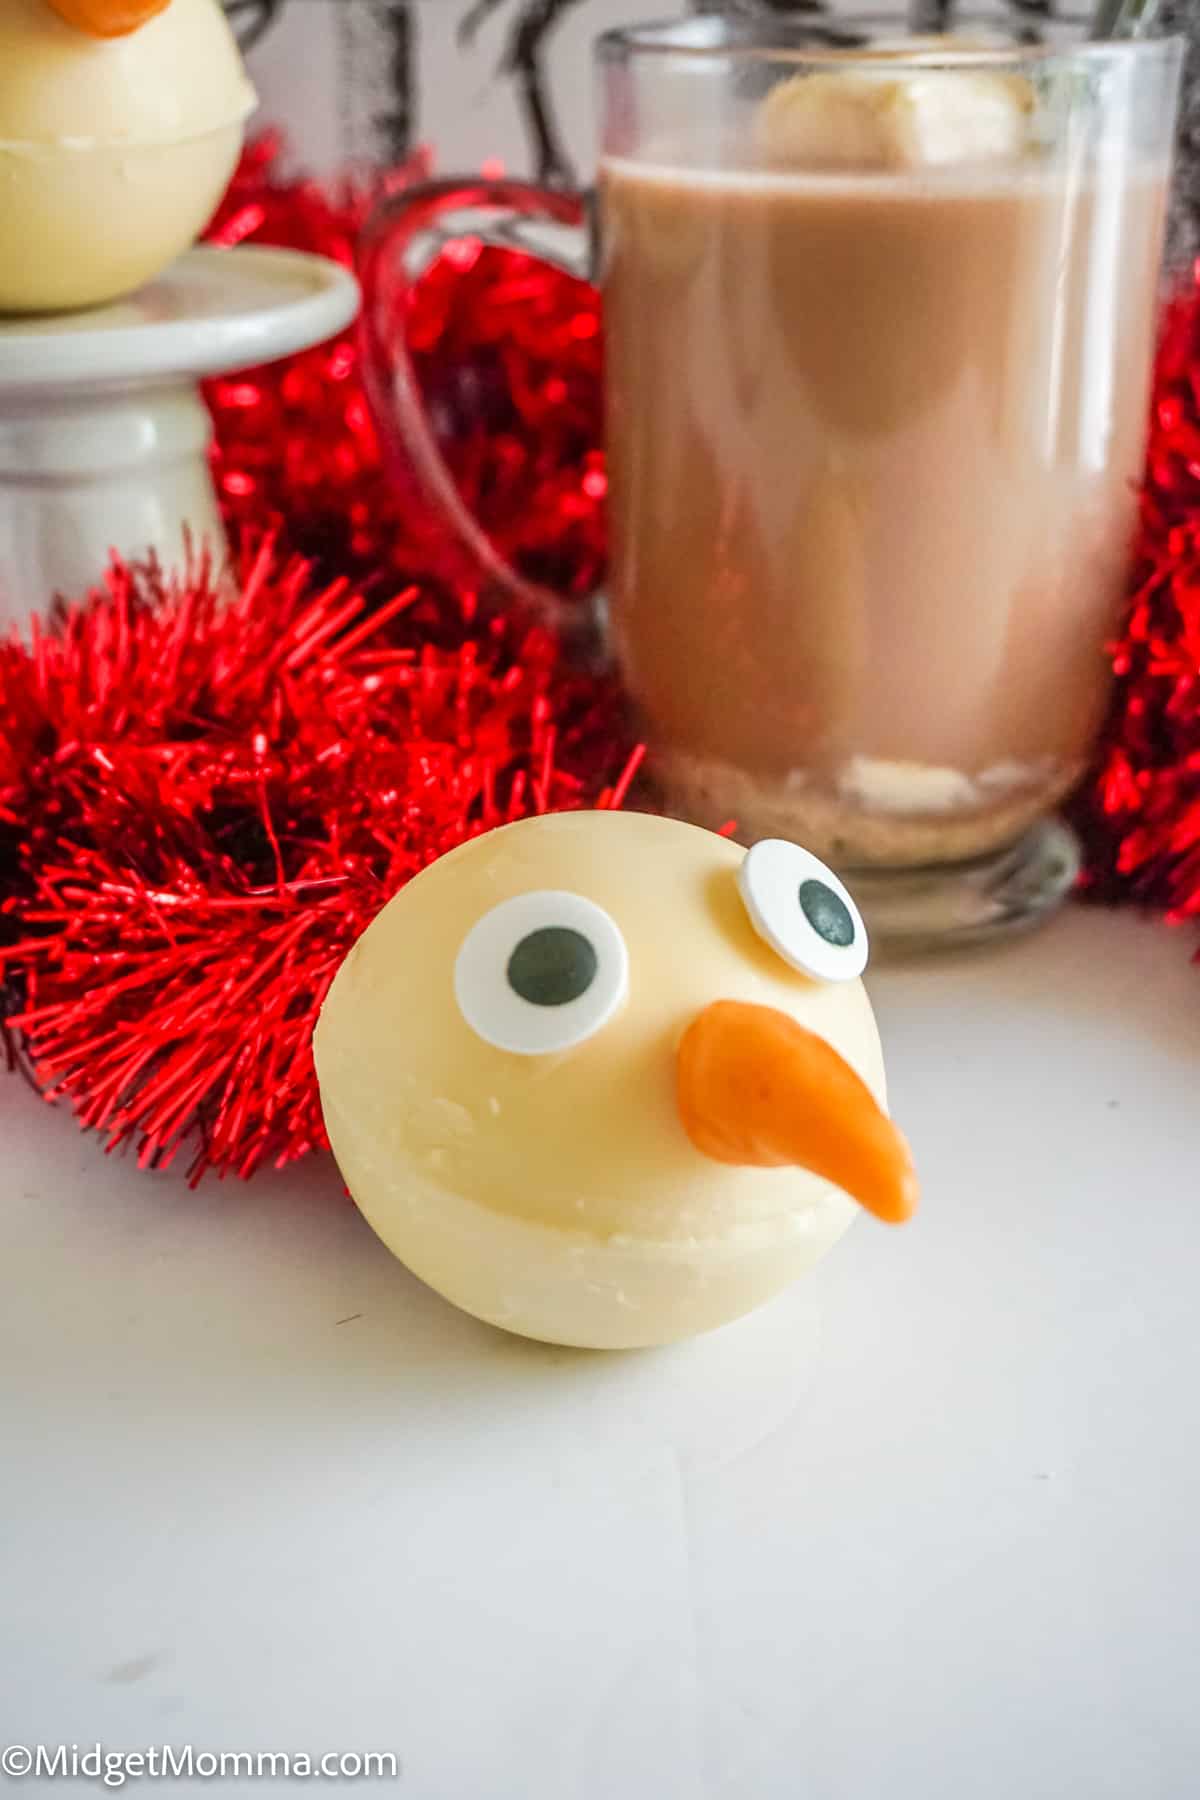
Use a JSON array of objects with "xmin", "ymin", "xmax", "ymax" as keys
[{"xmin": 0, "ymin": 245, "xmax": 360, "ymax": 627}]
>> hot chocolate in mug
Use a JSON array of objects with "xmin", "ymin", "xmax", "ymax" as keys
[{"xmin": 360, "ymin": 14, "xmax": 1183, "ymax": 949}]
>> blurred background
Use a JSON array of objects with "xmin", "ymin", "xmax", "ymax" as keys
[
  {"xmin": 237, "ymin": 0, "xmax": 1195, "ymax": 258},
  {"xmin": 241, "ymin": 0, "xmax": 691, "ymax": 175},
  {"xmin": 239, "ymin": 0, "xmax": 1047, "ymax": 174}
]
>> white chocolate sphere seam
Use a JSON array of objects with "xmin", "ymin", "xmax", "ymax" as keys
[
  {"xmin": 0, "ymin": 127, "xmax": 244, "ymax": 313},
  {"xmin": 322, "ymin": 1090, "xmax": 857, "ymax": 1350},
  {"xmin": 0, "ymin": 0, "xmax": 256, "ymax": 146}
]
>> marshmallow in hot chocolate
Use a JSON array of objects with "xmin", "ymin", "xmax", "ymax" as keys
[{"xmin": 755, "ymin": 67, "xmax": 1034, "ymax": 171}]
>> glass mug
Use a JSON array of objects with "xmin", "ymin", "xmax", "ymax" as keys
[{"xmin": 360, "ymin": 15, "xmax": 1183, "ymax": 949}]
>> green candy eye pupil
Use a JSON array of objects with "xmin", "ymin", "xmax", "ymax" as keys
[
  {"xmin": 507, "ymin": 926, "xmax": 598, "ymax": 1008},
  {"xmin": 798, "ymin": 879, "xmax": 855, "ymax": 949}
]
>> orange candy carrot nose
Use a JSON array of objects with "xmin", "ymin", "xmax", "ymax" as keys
[
  {"xmin": 677, "ymin": 1000, "xmax": 919, "ymax": 1225},
  {"xmin": 46, "ymin": 0, "xmax": 170, "ymax": 37}
]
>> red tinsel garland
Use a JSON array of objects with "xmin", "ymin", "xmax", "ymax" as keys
[
  {"xmin": 1069, "ymin": 284, "xmax": 1200, "ymax": 924},
  {"xmin": 1, "ymin": 140, "xmax": 1199, "ymax": 1181},
  {"xmin": 0, "ymin": 551, "xmax": 633, "ymax": 1179}
]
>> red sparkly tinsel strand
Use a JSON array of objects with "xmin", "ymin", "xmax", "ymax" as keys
[
  {"xmin": 0, "ymin": 548, "xmax": 633, "ymax": 1181},
  {"xmin": 1068, "ymin": 276, "xmax": 1200, "ymax": 939}
]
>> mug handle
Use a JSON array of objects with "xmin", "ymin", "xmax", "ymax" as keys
[{"xmin": 358, "ymin": 177, "xmax": 596, "ymax": 632}]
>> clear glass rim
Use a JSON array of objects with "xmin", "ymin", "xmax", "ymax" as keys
[{"xmin": 596, "ymin": 12, "xmax": 1185, "ymax": 70}]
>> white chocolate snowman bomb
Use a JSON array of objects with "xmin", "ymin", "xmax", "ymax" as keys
[
  {"xmin": 314, "ymin": 812, "xmax": 918, "ymax": 1349},
  {"xmin": 0, "ymin": 0, "xmax": 255, "ymax": 312}
]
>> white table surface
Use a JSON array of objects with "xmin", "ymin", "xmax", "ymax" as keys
[{"xmin": 2, "ymin": 906, "xmax": 1197, "ymax": 1799}]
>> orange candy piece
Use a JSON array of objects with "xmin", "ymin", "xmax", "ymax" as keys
[
  {"xmin": 45, "ymin": 0, "xmax": 170, "ymax": 37},
  {"xmin": 678, "ymin": 999, "xmax": 919, "ymax": 1225}
]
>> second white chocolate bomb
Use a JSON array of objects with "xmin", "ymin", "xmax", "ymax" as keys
[
  {"xmin": 0, "ymin": 0, "xmax": 256, "ymax": 312},
  {"xmin": 315, "ymin": 812, "xmax": 915, "ymax": 1350}
]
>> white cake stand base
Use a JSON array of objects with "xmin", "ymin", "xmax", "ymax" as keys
[{"xmin": 0, "ymin": 246, "xmax": 359, "ymax": 626}]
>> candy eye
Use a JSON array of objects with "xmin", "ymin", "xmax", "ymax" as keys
[
  {"xmin": 454, "ymin": 890, "xmax": 629, "ymax": 1054},
  {"xmin": 737, "ymin": 839, "xmax": 868, "ymax": 982}
]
